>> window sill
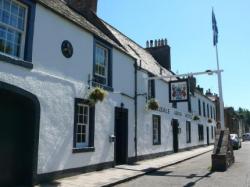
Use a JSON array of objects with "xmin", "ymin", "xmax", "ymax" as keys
[
  {"xmin": 92, "ymin": 82, "xmax": 113, "ymax": 92},
  {"xmin": 72, "ymin": 147, "xmax": 95, "ymax": 153},
  {"xmin": 0, "ymin": 53, "xmax": 33, "ymax": 69}
]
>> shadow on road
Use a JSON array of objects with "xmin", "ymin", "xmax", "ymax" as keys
[{"xmin": 145, "ymin": 170, "xmax": 214, "ymax": 187}]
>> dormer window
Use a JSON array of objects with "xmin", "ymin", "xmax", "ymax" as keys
[{"xmin": 0, "ymin": 0, "xmax": 27, "ymax": 58}]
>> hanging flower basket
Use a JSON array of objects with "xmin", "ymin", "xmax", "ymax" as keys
[
  {"xmin": 147, "ymin": 98, "xmax": 159, "ymax": 110},
  {"xmin": 193, "ymin": 115, "xmax": 200, "ymax": 121},
  {"xmin": 208, "ymin": 118, "xmax": 213, "ymax": 123},
  {"xmin": 88, "ymin": 87, "xmax": 107, "ymax": 104}
]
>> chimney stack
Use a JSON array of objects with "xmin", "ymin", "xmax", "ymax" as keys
[
  {"xmin": 67, "ymin": 0, "xmax": 98, "ymax": 14},
  {"xmin": 145, "ymin": 38, "xmax": 171, "ymax": 71}
]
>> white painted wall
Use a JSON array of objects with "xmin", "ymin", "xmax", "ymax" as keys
[
  {"xmin": 136, "ymin": 71, "xmax": 216, "ymax": 157},
  {"xmin": 0, "ymin": 4, "xmax": 135, "ymax": 174}
]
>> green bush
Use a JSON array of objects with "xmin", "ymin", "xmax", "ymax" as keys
[{"xmin": 193, "ymin": 115, "xmax": 200, "ymax": 121}]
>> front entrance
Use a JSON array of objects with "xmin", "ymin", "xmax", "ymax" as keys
[
  {"xmin": 114, "ymin": 107, "xmax": 128, "ymax": 165},
  {"xmin": 172, "ymin": 119, "xmax": 179, "ymax": 153},
  {"xmin": 207, "ymin": 126, "xmax": 210, "ymax": 145},
  {"xmin": 0, "ymin": 84, "xmax": 39, "ymax": 186}
]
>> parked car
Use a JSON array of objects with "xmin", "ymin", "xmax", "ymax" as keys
[
  {"xmin": 242, "ymin": 133, "xmax": 250, "ymax": 141},
  {"xmin": 230, "ymin": 134, "xmax": 241, "ymax": 149}
]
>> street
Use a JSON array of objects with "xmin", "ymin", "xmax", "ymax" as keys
[{"xmin": 116, "ymin": 142, "xmax": 250, "ymax": 187}]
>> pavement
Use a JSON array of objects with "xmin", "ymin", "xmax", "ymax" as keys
[
  {"xmin": 37, "ymin": 145, "xmax": 213, "ymax": 187},
  {"xmin": 116, "ymin": 141, "xmax": 250, "ymax": 187}
]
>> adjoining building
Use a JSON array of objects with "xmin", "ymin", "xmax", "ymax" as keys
[{"xmin": 0, "ymin": 0, "xmax": 216, "ymax": 186}]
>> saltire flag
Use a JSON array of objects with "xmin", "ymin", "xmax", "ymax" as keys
[{"xmin": 212, "ymin": 9, "xmax": 218, "ymax": 46}]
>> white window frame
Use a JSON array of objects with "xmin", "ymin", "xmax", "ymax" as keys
[
  {"xmin": 94, "ymin": 44, "xmax": 109, "ymax": 82},
  {"xmin": 75, "ymin": 103, "xmax": 89, "ymax": 148},
  {"xmin": 0, "ymin": 0, "xmax": 28, "ymax": 58}
]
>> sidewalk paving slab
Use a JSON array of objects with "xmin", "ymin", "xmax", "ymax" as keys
[{"xmin": 37, "ymin": 145, "xmax": 213, "ymax": 187}]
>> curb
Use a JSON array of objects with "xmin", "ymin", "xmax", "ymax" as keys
[{"xmin": 102, "ymin": 148, "xmax": 213, "ymax": 187}]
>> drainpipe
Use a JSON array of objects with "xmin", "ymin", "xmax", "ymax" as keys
[{"xmin": 134, "ymin": 61, "xmax": 138, "ymax": 160}]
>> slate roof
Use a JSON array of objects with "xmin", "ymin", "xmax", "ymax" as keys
[{"xmin": 36, "ymin": 0, "xmax": 174, "ymax": 79}]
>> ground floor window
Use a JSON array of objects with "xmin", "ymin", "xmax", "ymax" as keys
[
  {"xmin": 73, "ymin": 98, "xmax": 95, "ymax": 152},
  {"xmin": 152, "ymin": 115, "xmax": 161, "ymax": 145},
  {"xmin": 211, "ymin": 126, "xmax": 214, "ymax": 139},
  {"xmin": 186, "ymin": 121, "xmax": 191, "ymax": 143},
  {"xmin": 198, "ymin": 124, "xmax": 204, "ymax": 141}
]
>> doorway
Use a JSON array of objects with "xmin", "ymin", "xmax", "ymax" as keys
[
  {"xmin": 172, "ymin": 119, "xmax": 179, "ymax": 153},
  {"xmin": 207, "ymin": 126, "xmax": 210, "ymax": 145},
  {"xmin": 114, "ymin": 107, "xmax": 128, "ymax": 165},
  {"xmin": 0, "ymin": 83, "xmax": 40, "ymax": 186}
]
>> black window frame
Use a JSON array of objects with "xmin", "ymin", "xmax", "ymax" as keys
[
  {"xmin": 207, "ymin": 104, "xmax": 210, "ymax": 118},
  {"xmin": 172, "ymin": 102, "xmax": 177, "ymax": 109},
  {"xmin": 148, "ymin": 73, "xmax": 155, "ymax": 99},
  {"xmin": 73, "ymin": 98, "xmax": 95, "ymax": 153},
  {"xmin": 186, "ymin": 121, "xmax": 191, "ymax": 143},
  {"xmin": 203, "ymin": 102, "xmax": 206, "ymax": 117},
  {"xmin": 152, "ymin": 114, "xmax": 161, "ymax": 145},
  {"xmin": 198, "ymin": 99, "xmax": 201, "ymax": 116},
  {"xmin": 210, "ymin": 105, "xmax": 213, "ymax": 119},
  {"xmin": 198, "ymin": 124, "xmax": 204, "ymax": 141},
  {"xmin": 93, "ymin": 38, "xmax": 113, "ymax": 91},
  {"xmin": 211, "ymin": 126, "xmax": 214, "ymax": 139}
]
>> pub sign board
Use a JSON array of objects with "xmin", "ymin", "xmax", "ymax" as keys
[{"xmin": 169, "ymin": 79, "xmax": 189, "ymax": 103}]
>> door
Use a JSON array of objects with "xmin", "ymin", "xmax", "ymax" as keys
[
  {"xmin": 172, "ymin": 119, "xmax": 179, "ymax": 153},
  {"xmin": 114, "ymin": 107, "xmax": 128, "ymax": 165},
  {"xmin": 207, "ymin": 126, "xmax": 210, "ymax": 145},
  {"xmin": 0, "ymin": 89, "xmax": 36, "ymax": 186}
]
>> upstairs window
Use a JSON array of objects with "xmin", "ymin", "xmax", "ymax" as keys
[
  {"xmin": 172, "ymin": 102, "xmax": 177, "ymax": 109},
  {"xmin": 198, "ymin": 99, "xmax": 201, "ymax": 115},
  {"xmin": 148, "ymin": 74, "xmax": 155, "ymax": 99},
  {"xmin": 207, "ymin": 104, "xmax": 210, "ymax": 118},
  {"xmin": 93, "ymin": 40, "xmax": 112, "ymax": 89},
  {"xmin": 203, "ymin": 102, "xmax": 206, "ymax": 117},
  {"xmin": 0, "ymin": 0, "xmax": 27, "ymax": 58}
]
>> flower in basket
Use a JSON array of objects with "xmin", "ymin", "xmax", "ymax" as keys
[
  {"xmin": 193, "ymin": 115, "xmax": 200, "ymax": 121},
  {"xmin": 88, "ymin": 87, "xmax": 107, "ymax": 104},
  {"xmin": 147, "ymin": 98, "xmax": 159, "ymax": 110}
]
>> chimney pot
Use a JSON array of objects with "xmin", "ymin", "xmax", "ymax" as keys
[
  {"xmin": 161, "ymin": 39, "xmax": 164, "ymax": 46},
  {"xmin": 158, "ymin": 39, "xmax": 161, "ymax": 47},
  {"xmin": 164, "ymin": 39, "xmax": 167, "ymax": 45},
  {"xmin": 150, "ymin": 40, "xmax": 153, "ymax": 47},
  {"xmin": 154, "ymin": 40, "xmax": 157, "ymax": 47},
  {"xmin": 146, "ymin": 40, "xmax": 149, "ymax": 48}
]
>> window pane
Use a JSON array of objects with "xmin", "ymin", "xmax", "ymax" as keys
[
  {"xmin": 78, "ymin": 114, "xmax": 83, "ymax": 123},
  {"xmin": 11, "ymin": 2, "xmax": 18, "ymax": 15},
  {"xmin": 77, "ymin": 134, "xmax": 81, "ymax": 143},
  {"xmin": 3, "ymin": 0, "xmax": 10, "ymax": 12},
  {"xmin": 2, "ymin": 10, "xmax": 9, "ymax": 24},
  {"xmin": 77, "ymin": 125, "xmax": 81, "ymax": 134},
  {"xmin": 18, "ymin": 6, "xmax": 25, "ymax": 18}
]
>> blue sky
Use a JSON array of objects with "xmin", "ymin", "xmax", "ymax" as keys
[{"xmin": 98, "ymin": 0, "xmax": 250, "ymax": 110}]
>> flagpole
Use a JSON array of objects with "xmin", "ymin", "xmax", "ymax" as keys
[{"xmin": 215, "ymin": 44, "xmax": 225, "ymax": 129}]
